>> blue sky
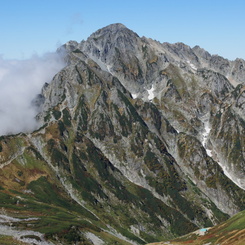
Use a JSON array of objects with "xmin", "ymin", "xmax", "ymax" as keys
[{"xmin": 1, "ymin": 0, "xmax": 245, "ymax": 60}]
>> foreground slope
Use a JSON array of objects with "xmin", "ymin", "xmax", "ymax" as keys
[
  {"xmin": 148, "ymin": 209, "xmax": 245, "ymax": 245},
  {"xmin": 0, "ymin": 23, "xmax": 244, "ymax": 244}
]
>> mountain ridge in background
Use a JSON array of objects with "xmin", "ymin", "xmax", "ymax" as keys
[{"xmin": 0, "ymin": 23, "xmax": 244, "ymax": 244}]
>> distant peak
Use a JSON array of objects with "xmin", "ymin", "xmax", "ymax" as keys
[
  {"xmin": 105, "ymin": 23, "xmax": 127, "ymax": 29},
  {"xmin": 88, "ymin": 23, "xmax": 139, "ymax": 40},
  {"xmin": 98, "ymin": 23, "xmax": 128, "ymax": 32}
]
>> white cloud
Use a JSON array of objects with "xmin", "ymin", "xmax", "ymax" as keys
[{"xmin": 0, "ymin": 51, "xmax": 66, "ymax": 136}]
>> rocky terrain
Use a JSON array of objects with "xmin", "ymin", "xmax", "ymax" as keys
[{"xmin": 0, "ymin": 23, "xmax": 244, "ymax": 244}]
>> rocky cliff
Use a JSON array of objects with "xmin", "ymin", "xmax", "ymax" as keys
[{"xmin": 0, "ymin": 23, "xmax": 244, "ymax": 244}]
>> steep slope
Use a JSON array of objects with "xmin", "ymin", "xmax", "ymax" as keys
[
  {"xmin": 64, "ymin": 23, "xmax": 245, "ymax": 207},
  {"xmin": 0, "ymin": 23, "xmax": 244, "ymax": 244},
  {"xmin": 75, "ymin": 23, "xmax": 245, "ymax": 190}
]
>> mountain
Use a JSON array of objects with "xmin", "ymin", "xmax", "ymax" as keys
[{"xmin": 0, "ymin": 23, "xmax": 244, "ymax": 244}]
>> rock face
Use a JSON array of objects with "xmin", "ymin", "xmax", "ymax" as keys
[{"xmin": 0, "ymin": 23, "xmax": 244, "ymax": 244}]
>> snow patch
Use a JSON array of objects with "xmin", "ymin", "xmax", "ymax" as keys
[
  {"xmin": 190, "ymin": 63, "xmax": 197, "ymax": 70},
  {"xmin": 140, "ymin": 169, "xmax": 146, "ymax": 178},
  {"xmin": 206, "ymin": 149, "xmax": 212, "ymax": 157},
  {"xmin": 187, "ymin": 60, "xmax": 197, "ymax": 71},
  {"xmin": 201, "ymin": 121, "xmax": 245, "ymax": 190},
  {"xmin": 201, "ymin": 122, "xmax": 212, "ymax": 157},
  {"xmin": 106, "ymin": 64, "xmax": 113, "ymax": 74},
  {"xmin": 147, "ymin": 85, "xmax": 155, "ymax": 100},
  {"xmin": 131, "ymin": 93, "xmax": 138, "ymax": 99}
]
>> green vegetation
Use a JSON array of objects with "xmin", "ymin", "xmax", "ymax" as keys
[
  {"xmin": 0, "ymin": 174, "xmax": 104, "ymax": 243},
  {"xmin": 75, "ymin": 65, "xmax": 84, "ymax": 84},
  {"xmin": 112, "ymin": 103, "xmax": 132, "ymax": 137},
  {"xmin": 117, "ymin": 89, "xmax": 148, "ymax": 130},
  {"xmin": 58, "ymin": 120, "xmax": 66, "ymax": 135},
  {"xmin": 71, "ymin": 151, "xmax": 108, "ymax": 201},
  {"xmin": 142, "ymin": 45, "xmax": 148, "ymax": 59},
  {"xmin": 151, "ymin": 210, "xmax": 245, "ymax": 245},
  {"xmin": 0, "ymin": 235, "xmax": 28, "ymax": 245},
  {"xmin": 52, "ymin": 108, "xmax": 61, "ymax": 120},
  {"xmin": 74, "ymin": 95, "xmax": 90, "ymax": 133},
  {"xmin": 62, "ymin": 108, "xmax": 72, "ymax": 127},
  {"xmin": 79, "ymin": 104, "xmax": 89, "ymax": 131},
  {"xmin": 28, "ymin": 176, "xmax": 69, "ymax": 206},
  {"xmin": 144, "ymin": 150, "xmax": 161, "ymax": 172}
]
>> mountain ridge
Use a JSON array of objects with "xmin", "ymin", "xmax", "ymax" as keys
[
  {"xmin": 61, "ymin": 23, "xmax": 245, "ymax": 191},
  {"xmin": 0, "ymin": 23, "xmax": 244, "ymax": 244}
]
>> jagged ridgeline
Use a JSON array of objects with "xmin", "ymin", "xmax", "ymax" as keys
[{"xmin": 0, "ymin": 23, "xmax": 244, "ymax": 244}]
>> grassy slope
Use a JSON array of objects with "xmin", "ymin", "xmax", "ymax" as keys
[
  {"xmin": 147, "ymin": 210, "xmax": 245, "ymax": 245},
  {"xmin": 0, "ymin": 134, "xmax": 134, "ymax": 245},
  {"xmin": 0, "ymin": 235, "xmax": 29, "ymax": 245}
]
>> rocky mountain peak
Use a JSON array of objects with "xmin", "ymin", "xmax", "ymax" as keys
[
  {"xmin": 192, "ymin": 45, "xmax": 212, "ymax": 60},
  {"xmin": 0, "ymin": 24, "xmax": 244, "ymax": 245},
  {"xmin": 86, "ymin": 23, "xmax": 140, "ymax": 45},
  {"xmin": 89, "ymin": 23, "xmax": 128, "ymax": 36}
]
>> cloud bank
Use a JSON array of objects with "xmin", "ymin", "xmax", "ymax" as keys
[{"xmin": 0, "ymin": 52, "xmax": 66, "ymax": 136}]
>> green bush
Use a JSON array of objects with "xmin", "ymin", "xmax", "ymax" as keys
[
  {"xmin": 52, "ymin": 109, "xmax": 61, "ymax": 120},
  {"xmin": 62, "ymin": 108, "xmax": 72, "ymax": 127}
]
